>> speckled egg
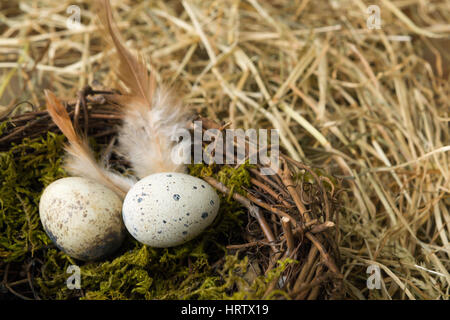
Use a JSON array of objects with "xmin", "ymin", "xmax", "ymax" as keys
[
  {"xmin": 39, "ymin": 177, "xmax": 125, "ymax": 261},
  {"xmin": 122, "ymin": 172, "xmax": 220, "ymax": 247}
]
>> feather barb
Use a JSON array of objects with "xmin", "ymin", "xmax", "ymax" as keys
[{"xmin": 45, "ymin": 90, "xmax": 133, "ymax": 198}]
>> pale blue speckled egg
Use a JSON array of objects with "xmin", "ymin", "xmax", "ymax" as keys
[{"xmin": 122, "ymin": 172, "xmax": 220, "ymax": 247}]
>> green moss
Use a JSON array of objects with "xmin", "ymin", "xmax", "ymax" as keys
[
  {"xmin": 0, "ymin": 131, "xmax": 66, "ymax": 262},
  {"xmin": 190, "ymin": 161, "xmax": 253, "ymax": 197},
  {"xmin": 0, "ymin": 126, "xmax": 293, "ymax": 300},
  {"xmin": 294, "ymin": 167, "xmax": 337, "ymax": 192}
]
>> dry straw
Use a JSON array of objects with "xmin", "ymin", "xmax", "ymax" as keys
[{"xmin": 1, "ymin": 0, "xmax": 449, "ymax": 299}]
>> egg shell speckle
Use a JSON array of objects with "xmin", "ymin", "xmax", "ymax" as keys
[
  {"xmin": 39, "ymin": 177, "xmax": 125, "ymax": 261},
  {"xmin": 122, "ymin": 172, "xmax": 220, "ymax": 247}
]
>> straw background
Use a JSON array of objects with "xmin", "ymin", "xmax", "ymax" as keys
[{"xmin": 0, "ymin": 0, "xmax": 449, "ymax": 299}]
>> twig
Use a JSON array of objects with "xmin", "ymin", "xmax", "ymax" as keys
[
  {"xmin": 310, "ymin": 221, "xmax": 335, "ymax": 234},
  {"xmin": 0, "ymin": 114, "xmax": 51, "ymax": 144},
  {"xmin": 293, "ymin": 246, "xmax": 318, "ymax": 292},
  {"xmin": 291, "ymin": 272, "xmax": 331, "ymax": 298},
  {"xmin": 282, "ymin": 154, "xmax": 331, "ymax": 221},
  {"xmin": 279, "ymin": 158, "xmax": 310, "ymax": 223},
  {"xmin": 226, "ymin": 241, "xmax": 262, "ymax": 250},
  {"xmin": 281, "ymin": 217, "xmax": 295, "ymax": 257},
  {"xmin": 27, "ymin": 260, "xmax": 40, "ymax": 300},
  {"xmin": 305, "ymin": 232, "xmax": 340, "ymax": 275},
  {"xmin": 246, "ymin": 193, "xmax": 297, "ymax": 226},
  {"xmin": 250, "ymin": 177, "xmax": 292, "ymax": 207},
  {"xmin": 306, "ymin": 266, "xmax": 324, "ymax": 300},
  {"xmin": 249, "ymin": 168, "xmax": 291, "ymax": 199},
  {"xmin": 3, "ymin": 283, "xmax": 33, "ymax": 300},
  {"xmin": 203, "ymin": 176, "xmax": 277, "ymax": 252}
]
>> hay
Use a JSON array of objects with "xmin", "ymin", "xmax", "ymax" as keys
[{"xmin": 1, "ymin": 0, "xmax": 449, "ymax": 299}]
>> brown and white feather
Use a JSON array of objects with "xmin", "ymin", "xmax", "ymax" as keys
[
  {"xmin": 45, "ymin": 90, "xmax": 135, "ymax": 198},
  {"xmin": 98, "ymin": 0, "xmax": 191, "ymax": 178}
]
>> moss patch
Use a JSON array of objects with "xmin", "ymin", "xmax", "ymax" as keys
[{"xmin": 0, "ymin": 131, "xmax": 66, "ymax": 262}]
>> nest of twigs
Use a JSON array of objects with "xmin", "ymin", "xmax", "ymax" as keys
[{"xmin": 0, "ymin": 86, "xmax": 343, "ymax": 299}]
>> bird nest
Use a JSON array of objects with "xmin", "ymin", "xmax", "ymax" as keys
[{"xmin": 0, "ymin": 85, "xmax": 343, "ymax": 300}]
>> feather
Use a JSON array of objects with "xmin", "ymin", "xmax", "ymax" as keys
[
  {"xmin": 97, "ymin": 0, "xmax": 191, "ymax": 178},
  {"xmin": 45, "ymin": 90, "xmax": 135, "ymax": 198},
  {"xmin": 97, "ymin": 0, "xmax": 155, "ymax": 108},
  {"xmin": 114, "ymin": 88, "xmax": 190, "ymax": 178}
]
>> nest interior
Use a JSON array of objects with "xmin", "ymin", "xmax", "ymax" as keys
[{"xmin": 0, "ymin": 0, "xmax": 449, "ymax": 300}]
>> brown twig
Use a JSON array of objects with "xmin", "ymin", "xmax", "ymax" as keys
[
  {"xmin": 250, "ymin": 177, "xmax": 292, "ymax": 207},
  {"xmin": 249, "ymin": 168, "xmax": 291, "ymax": 199},
  {"xmin": 282, "ymin": 154, "xmax": 331, "ymax": 221},
  {"xmin": 305, "ymin": 232, "xmax": 340, "ymax": 275},
  {"xmin": 310, "ymin": 221, "xmax": 335, "ymax": 234},
  {"xmin": 293, "ymin": 246, "xmax": 319, "ymax": 292},
  {"xmin": 246, "ymin": 193, "xmax": 297, "ymax": 226},
  {"xmin": 226, "ymin": 241, "xmax": 262, "ymax": 250},
  {"xmin": 291, "ymin": 272, "xmax": 331, "ymax": 298},
  {"xmin": 203, "ymin": 176, "xmax": 277, "ymax": 252},
  {"xmin": 279, "ymin": 158, "xmax": 310, "ymax": 223},
  {"xmin": 281, "ymin": 217, "xmax": 295, "ymax": 257}
]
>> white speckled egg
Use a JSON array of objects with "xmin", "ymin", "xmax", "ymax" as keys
[
  {"xmin": 122, "ymin": 172, "xmax": 220, "ymax": 247},
  {"xmin": 39, "ymin": 177, "xmax": 125, "ymax": 261}
]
